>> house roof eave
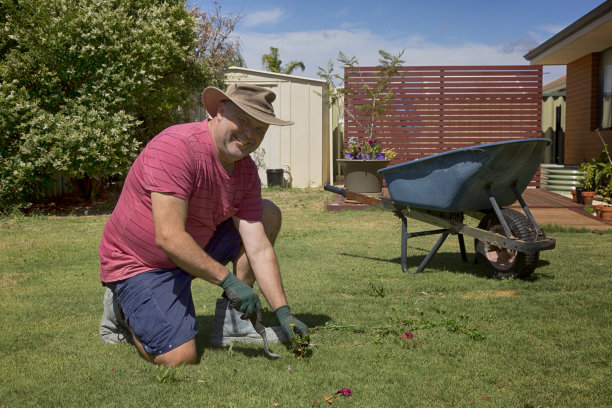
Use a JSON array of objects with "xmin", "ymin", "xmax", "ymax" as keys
[{"xmin": 524, "ymin": 1, "xmax": 612, "ymax": 65}]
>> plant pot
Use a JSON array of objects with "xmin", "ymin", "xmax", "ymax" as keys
[
  {"xmin": 571, "ymin": 188, "xmax": 577, "ymax": 203},
  {"xmin": 599, "ymin": 205, "xmax": 612, "ymax": 221},
  {"xmin": 575, "ymin": 187, "xmax": 584, "ymax": 204},
  {"xmin": 266, "ymin": 169, "xmax": 284, "ymax": 187},
  {"xmin": 594, "ymin": 205, "xmax": 603, "ymax": 218},
  {"xmin": 580, "ymin": 190, "xmax": 595, "ymax": 206},
  {"xmin": 337, "ymin": 159, "xmax": 391, "ymax": 194}
]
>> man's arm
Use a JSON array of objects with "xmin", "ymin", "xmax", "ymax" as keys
[
  {"xmin": 150, "ymin": 191, "xmax": 227, "ymax": 284},
  {"xmin": 236, "ymin": 216, "xmax": 310, "ymax": 341},
  {"xmin": 233, "ymin": 216, "xmax": 288, "ymax": 311}
]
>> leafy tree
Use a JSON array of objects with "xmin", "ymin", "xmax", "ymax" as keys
[
  {"xmin": 283, "ymin": 60, "xmax": 306, "ymax": 75},
  {"xmin": 261, "ymin": 47, "xmax": 305, "ymax": 75},
  {"xmin": 0, "ymin": 0, "xmax": 212, "ymax": 209},
  {"xmin": 262, "ymin": 47, "xmax": 282, "ymax": 72},
  {"xmin": 193, "ymin": 1, "xmax": 244, "ymax": 85}
]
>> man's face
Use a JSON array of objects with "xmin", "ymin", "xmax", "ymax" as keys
[{"xmin": 213, "ymin": 101, "xmax": 269, "ymax": 168}]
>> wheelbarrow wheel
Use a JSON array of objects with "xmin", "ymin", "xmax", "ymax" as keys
[{"xmin": 474, "ymin": 208, "xmax": 539, "ymax": 279}]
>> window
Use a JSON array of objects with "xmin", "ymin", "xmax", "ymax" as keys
[{"xmin": 601, "ymin": 47, "xmax": 612, "ymax": 129}]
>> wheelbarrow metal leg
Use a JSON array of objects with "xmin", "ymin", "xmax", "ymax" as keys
[
  {"xmin": 458, "ymin": 234, "xmax": 468, "ymax": 263},
  {"xmin": 401, "ymin": 215, "xmax": 408, "ymax": 273},
  {"xmin": 400, "ymin": 214, "xmax": 449, "ymax": 273},
  {"xmin": 415, "ymin": 232, "xmax": 449, "ymax": 273},
  {"xmin": 486, "ymin": 186, "xmax": 512, "ymax": 238},
  {"xmin": 511, "ymin": 183, "xmax": 543, "ymax": 239}
]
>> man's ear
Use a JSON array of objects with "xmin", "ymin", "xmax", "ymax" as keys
[{"xmin": 216, "ymin": 100, "xmax": 226, "ymax": 116}]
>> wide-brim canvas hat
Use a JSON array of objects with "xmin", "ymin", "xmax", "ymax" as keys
[{"xmin": 203, "ymin": 83, "xmax": 293, "ymax": 126}]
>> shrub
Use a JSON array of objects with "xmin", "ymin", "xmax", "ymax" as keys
[{"xmin": 0, "ymin": 0, "xmax": 212, "ymax": 209}]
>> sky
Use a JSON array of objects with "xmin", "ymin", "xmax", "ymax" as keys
[{"xmin": 189, "ymin": 0, "xmax": 606, "ymax": 85}]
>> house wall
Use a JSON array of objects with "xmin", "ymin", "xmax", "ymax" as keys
[{"xmin": 565, "ymin": 53, "xmax": 612, "ymax": 164}]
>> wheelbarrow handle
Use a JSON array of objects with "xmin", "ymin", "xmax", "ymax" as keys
[
  {"xmin": 323, "ymin": 184, "xmax": 346, "ymax": 196},
  {"xmin": 324, "ymin": 184, "xmax": 396, "ymax": 211}
]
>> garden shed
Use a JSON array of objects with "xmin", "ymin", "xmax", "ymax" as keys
[{"xmin": 195, "ymin": 67, "xmax": 331, "ymax": 189}]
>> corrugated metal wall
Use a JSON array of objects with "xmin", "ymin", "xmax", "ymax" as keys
[
  {"xmin": 223, "ymin": 68, "xmax": 330, "ymax": 189},
  {"xmin": 541, "ymin": 94, "xmax": 565, "ymax": 164}
]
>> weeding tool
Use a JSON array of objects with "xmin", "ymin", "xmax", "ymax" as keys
[{"xmin": 249, "ymin": 305, "xmax": 282, "ymax": 359}]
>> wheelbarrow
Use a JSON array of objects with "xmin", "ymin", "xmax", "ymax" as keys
[{"xmin": 325, "ymin": 138, "xmax": 556, "ymax": 279}]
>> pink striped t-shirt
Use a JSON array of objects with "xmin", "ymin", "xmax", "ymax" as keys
[{"xmin": 99, "ymin": 119, "xmax": 263, "ymax": 283}]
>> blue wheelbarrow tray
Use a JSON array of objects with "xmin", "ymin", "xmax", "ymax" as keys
[{"xmin": 379, "ymin": 138, "xmax": 551, "ymax": 212}]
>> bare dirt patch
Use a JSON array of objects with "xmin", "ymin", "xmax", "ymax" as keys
[
  {"xmin": 0, "ymin": 273, "xmax": 22, "ymax": 288},
  {"xmin": 461, "ymin": 290, "xmax": 518, "ymax": 299}
]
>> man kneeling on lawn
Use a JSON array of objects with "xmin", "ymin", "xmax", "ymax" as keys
[{"xmin": 98, "ymin": 83, "xmax": 309, "ymax": 366}]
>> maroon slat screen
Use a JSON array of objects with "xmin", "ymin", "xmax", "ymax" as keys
[{"xmin": 344, "ymin": 66, "xmax": 543, "ymax": 179}]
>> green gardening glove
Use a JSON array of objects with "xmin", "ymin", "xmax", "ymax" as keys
[
  {"xmin": 274, "ymin": 305, "xmax": 310, "ymax": 344},
  {"xmin": 218, "ymin": 271, "xmax": 261, "ymax": 319}
]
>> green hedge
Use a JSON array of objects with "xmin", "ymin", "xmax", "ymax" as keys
[{"xmin": 0, "ymin": 0, "xmax": 212, "ymax": 210}]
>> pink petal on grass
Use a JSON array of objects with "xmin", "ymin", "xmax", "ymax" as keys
[
  {"xmin": 401, "ymin": 332, "xmax": 414, "ymax": 339},
  {"xmin": 336, "ymin": 388, "xmax": 353, "ymax": 396}
]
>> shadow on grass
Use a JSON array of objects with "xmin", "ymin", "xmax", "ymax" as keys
[
  {"xmin": 339, "ymin": 251, "xmax": 552, "ymax": 281},
  {"xmin": 194, "ymin": 312, "xmax": 331, "ymax": 361},
  {"xmin": 23, "ymin": 190, "xmax": 120, "ymax": 217}
]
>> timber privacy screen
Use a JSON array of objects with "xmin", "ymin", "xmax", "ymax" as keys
[{"xmin": 343, "ymin": 65, "xmax": 543, "ymax": 164}]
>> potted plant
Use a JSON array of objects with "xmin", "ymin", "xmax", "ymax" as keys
[
  {"xmin": 577, "ymin": 161, "xmax": 597, "ymax": 205},
  {"xmin": 318, "ymin": 49, "xmax": 404, "ymax": 193},
  {"xmin": 578, "ymin": 129, "xmax": 612, "ymax": 208}
]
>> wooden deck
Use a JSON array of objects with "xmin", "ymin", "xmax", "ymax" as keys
[
  {"xmin": 327, "ymin": 188, "xmax": 612, "ymax": 230},
  {"xmin": 508, "ymin": 189, "xmax": 611, "ymax": 230}
]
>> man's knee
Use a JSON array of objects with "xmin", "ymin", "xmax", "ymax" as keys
[{"xmin": 262, "ymin": 199, "xmax": 281, "ymax": 244}]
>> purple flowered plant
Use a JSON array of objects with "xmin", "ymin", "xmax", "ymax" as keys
[
  {"xmin": 343, "ymin": 137, "xmax": 387, "ymax": 160},
  {"xmin": 336, "ymin": 388, "xmax": 353, "ymax": 397},
  {"xmin": 401, "ymin": 332, "xmax": 414, "ymax": 339}
]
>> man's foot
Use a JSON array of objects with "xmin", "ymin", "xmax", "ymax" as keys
[
  {"xmin": 99, "ymin": 287, "xmax": 132, "ymax": 344},
  {"xmin": 209, "ymin": 298, "xmax": 288, "ymax": 346}
]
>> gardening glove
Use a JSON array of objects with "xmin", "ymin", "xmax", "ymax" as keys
[
  {"xmin": 217, "ymin": 270, "xmax": 261, "ymax": 320},
  {"xmin": 274, "ymin": 305, "xmax": 310, "ymax": 344}
]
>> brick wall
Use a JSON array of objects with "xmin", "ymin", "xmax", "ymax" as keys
[{"xmin": 565, "ymin": 53, "xmax": 602, "ymax": 164}]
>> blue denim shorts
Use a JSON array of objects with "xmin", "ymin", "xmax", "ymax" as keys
[{"xmin": 113, "ymin": 218, "xmax": 241, "ymax": 355}]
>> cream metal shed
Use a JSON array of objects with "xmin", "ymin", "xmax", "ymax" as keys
[{"xmin": 222, "ymin": 67, "xmax": 331, "ymax": 189}]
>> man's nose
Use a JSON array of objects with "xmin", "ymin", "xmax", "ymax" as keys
[{"xmin": 242, "ymin": 125, "xmax": 259, "ymax": 140}]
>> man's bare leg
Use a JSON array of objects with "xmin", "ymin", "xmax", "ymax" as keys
[{"xmin": 130, "ymin": 328, "xmax": 197, "ymax": 366}]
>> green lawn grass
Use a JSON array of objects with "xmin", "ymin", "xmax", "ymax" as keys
[{"xmin": 1, "ymin": 188, "xmax": 610, "ymax": 407}]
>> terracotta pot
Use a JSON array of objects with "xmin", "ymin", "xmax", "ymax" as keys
[
  {"xmin": 580, "ymin": 191, "xmax": 595, "ymax": 206},
  {"xmin": 599, "ymin": 205, "xmax": 612, "ymax": 221},
  {"xmin": 594, "ymin": 205, "xmax": 603, "ymax": 218},
  {"xmin": 571, "ymin": 188, "xmax": 577, "ymax": 203}
]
